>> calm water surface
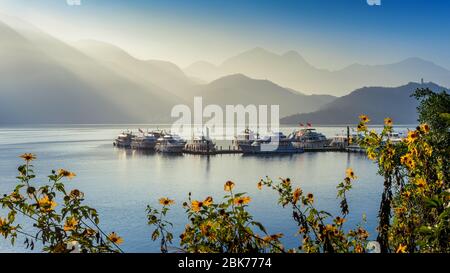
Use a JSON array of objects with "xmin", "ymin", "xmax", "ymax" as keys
[{"xmin": 0, "ymin": 125, "xmax": 415, "ymax": 252}]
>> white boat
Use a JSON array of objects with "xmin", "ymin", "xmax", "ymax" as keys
[
  {"xmin": 240, "ymin": 132, "xmax": 304, "ymax": 154},
  {"xmin": 131, "ymin": 133, "xmax": 157, "ymax": 150},
  {"xmin": 289, "ymin": 128, "xmax": 329, "ymax": 148},
  {"xmin": 385, "ymin": 131, "xmax": 405, "ymax": 144},
  {"xmin": 233, "ymin": 128, "xmax": 257, "ymax": 147},
  {"xmin": 113, "ymin": 131, "xmax": 135, "ymax": 148},
  {"xmin": 155, "ymin": 134, "xmax": 186, "ymax": 153}
]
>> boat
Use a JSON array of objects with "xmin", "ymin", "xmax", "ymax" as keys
[
  {"xmin": 289, "ymin": 128, "xmax": 330, "ymax": 148},
  {"xmin": 130, "ymin": 133, "xmax": 157, "ymax": 150},
  {"xmin": 239, "ymin": 132, "xmax": 304, "ymax": 154},
  {"xmin": 329, "ymin": 130, "xmax": 366, "ymax": 152},
  {"xmin": 233, "ymin": 128, "xmax": 257, "ymax": 148},
  {"xmin": 113, "ymin": 131, "xmax": 135, "ymax": 148},
  {"xmin": 385, "ymin": 131, "xmax": 405, "ymax": 144},
  {"xmin": 185, "ymin": 128, "xmax": 216, "ymax": 153},
  {"xmin": 155, "ymin": 134, "xmax": 186, "ymax": 153}
]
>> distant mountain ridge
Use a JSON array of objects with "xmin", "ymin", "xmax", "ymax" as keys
[
  {"xmin": 185, "ymin": 47, "xmax": 450, "ymax": 96},
  {"xmin": 280, "ymin": 82, "xmax": 449, "ymax": 125},
  {"xmin": 190, "ymin": 74, "xmax": 336, "ymax": 118}
]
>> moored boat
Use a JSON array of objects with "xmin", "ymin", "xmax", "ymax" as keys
[
  {"xmin": 155, "ymin": 134, "xmax": 186, "ymax": 153},
  {"xmin": 289, "ymin": 128, "xmax": 329, "ymax": 149},
  {"xmin": 240, "ymin": 132, "xmax": 304, "ymax": 154},
  {"xmin": 131, "ymin": 133, "xmax": 157, "ymax": 150},
  {"xmin": 113, "ymin": 131, "xmax": 135, "ymax": 148}
]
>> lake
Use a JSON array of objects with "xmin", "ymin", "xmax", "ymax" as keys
[{"xmin": 0, "ymin": 125, "xmax": 415, "ymax": 252}]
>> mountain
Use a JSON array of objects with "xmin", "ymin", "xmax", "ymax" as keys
[
  {"xmin": 184, "ymin": 48, "xmax": 450, "ymax": 96},
  {"xmin": 0, "ymin": 15, "xmax": 187, "ymax": 123},
  {"xmin": 190, "ymin": 74, "xmax": 336, "ymax": 118},
  {"xmin": 280, "ymin": 82, "xmax": 449, "ymax": 125},
  {"xmin": 73, "ymin": 40, "xmax": 196, "ymax": 100}
]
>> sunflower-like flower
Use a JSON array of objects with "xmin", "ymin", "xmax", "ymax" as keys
[
  {"xmin": 367, "ymin": 151, "xmax": 377, "ymax": 160},
  {"xmin": 346, "ymin": 168, "xmax": 357, "ymax": 180},
  {"xmin": 257, "ymin": 180, "xmax": 263, "ymax": 190},
  {"xmin": 203, "ymin": 196, "xmax": 213, "ymax": 206},
  {"xmin": 63, "ymin": 217, "xmax": 79, "ymax": 232},
  {"xmin": 107, "ymin": 232, "xmax": 124, "ymax": 245},
  {"xmin": 191, "ymin": 200, "xmax": 205, "ymax": 212},
  {"xmin": 384, "ymin": 117, "xmax": 393, "ymax": 126},
  {"xmin": 19, "ymin": 153, "xmax": 36, "ymax": 162},
  {"xmin": 359, "ymin": 115, "xmax": 370, "ymax": 123},
  {"xmin": 233, "ymin": 196, "xmax": 251, "ymax": 206},
  {"xmin": 357, "ymin": 123, "xmax": 367, "ymax": 132},
  {"xmin": 38, "ymin": 195, "xmax": 57, "ymax": 212},
  {"xmin": 293, "ymin": 188, "xmax": 302, "ymax": 204},
  {"xmin": 406, "ymin": 130, "xmax": 419, "ymax": 143},
  {"xmin": 335, "ymin": 216, "xmax": 346, "ymax": 226},
  {"xmin": 57, "ymin": 169, "xmax": 76, "ymax": 179},
  {"xmin": 159, "ymin": 197, "xmax": 175, "ymax": 206},
  {"xmin": 224, "ymin": 180, "xmax": 235, "ymax": 192},
  {"xmin": 415, "ymin": 178, "xmax": 427, "ymax": 188},
  {"xmin": 420, "ymin": 123, "xmax": 430, "ymax": 134},
  {"xmin": 396, "ymin": 243, "xmax": 407, "ymax": 253}
]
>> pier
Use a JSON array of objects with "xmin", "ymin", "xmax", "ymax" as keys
[{"xmin": 183, "ymin": 145, "xmax": 243, "ymax": 155}]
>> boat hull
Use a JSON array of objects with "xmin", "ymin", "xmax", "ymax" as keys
[{"xmin": 240, "ymin": 143, "xmax": 304, "ymax": 154}]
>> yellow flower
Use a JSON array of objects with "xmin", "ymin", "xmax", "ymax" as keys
[
  {"xmin": 191, "ymin": 200, "xmax": 204, "ymax": 212},
  {"xmin": 335, "ymin": 216, "xmax": 346, "ymax": 226},
  {"xmin": 64, "ymin": 217, "xmax": 79, "ymax": 231},
  {"xmin": 233, "ymin": 196, "xmax": 251, "ymax": 206},
  {"xmin": 367, "ymin": 151, "xmax": 377, "ymax": 160},
  {"xmin": 359, "ymin": 115, "xmax": 370, "ymax": 123},
  {"xmin": 384, "ymin": 117, "xmax": 393, "ymax": 126},
  {"xmin": 420, "ymin": 123, "xmax": 430, "ymax": 134},
  {"xmin": 406, "ymin": 130, "xmax": 419, "ymax": 143},
  {"xmin": 57, "ymin": 169, "xmax": 76, "ymax": 179},
  {"xmin": 346, "ymin": 168, "xmax": 357, "ymax": 180},
  {"xmin": 159, "ymin": 197, "xmax": 175, "ymax": 206},
  {"xmin": 293, "ymin": 188, "xmax": 302, "ymax": 204},
  {"xmin": 224, "ymin": 180, "xmax": 235, "ymax": 192},
  {"xmin": 355, "ymin": 244, "xmax": 363, "ymax": 253},
  {"xmin": 107, "ymin": 232, "xmax": 124, "ymax": 245},
  {"xmin": 257, "ymin": 180, "xmax": 263, "ymax": 190},
  {"xmin": 415, "ymin": 178, "xmax": 427, "ymax": 188},
  {"xmin": 357, "ymin": 123, "xmax": 367, "ymax": 132},
  {"xmin": 203, "ymin": 196, "xmax": 213, "ymax": 206},
  {"xmin": 38, "ymin": 195, "xmax": 57, "ymax": 212},
  {"xmin": 19, "ymin": 153, "xmax": 36, "ymax": 162},
  {"xmin": 396, "ymin": 243, "xmax": 407, "ymax": 253}
]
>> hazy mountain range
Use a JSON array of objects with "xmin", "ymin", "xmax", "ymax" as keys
[
  {"xmin": 185, "ymin": 47, "xmax": 450, "ymax": 96},
  {"xmin": 0, "ymin": 14, "xmax": 448, "ymax": 124},
  {"xmin": 281, "ymin": 82, "xmax": 449, "ymax": 125}
]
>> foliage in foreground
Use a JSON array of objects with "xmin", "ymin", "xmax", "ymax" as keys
[
  {"xmin": 0, "ymin": 88, "xmax": 448, "ymax": 253},
  {"xmin": 0, "ymin": 155, "xmax": 123, "ymax": 253}
]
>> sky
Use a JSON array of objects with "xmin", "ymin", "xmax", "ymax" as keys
[{"xmin": 0, "ymin": 0, "xmax": 449, "ymax": 70}]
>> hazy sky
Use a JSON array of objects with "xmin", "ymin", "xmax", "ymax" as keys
[{"xmin": 0, "ymin": 0, "xmax": 449, "ymax": 70}]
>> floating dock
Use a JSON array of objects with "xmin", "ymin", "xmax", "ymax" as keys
[
  {"xmin": 182, "ymin": 146, "xmax": 349, "ymax": 155},
  {"xmin": 183, "ymin": 145, "xmax": 243, "ymax": 155}
]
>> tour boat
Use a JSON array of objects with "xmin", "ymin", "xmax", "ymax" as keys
[
  {"xmin": 113, "ymin": 131, "xmax": 135, "ymax": 148},
  {"xmin": 155, "ymin": 134, "xmax": 186, "ymax": 153},
  {"xmin": 239, "ymin": 132, "xmax": 304, "ymax": 154},
  {"xmin": 289, "ymin": 128, "xmax": 330, "ymax": 149},
  {"xmin": 130, "ymin": 133, "xmax": 157, "ymax": 150}
]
